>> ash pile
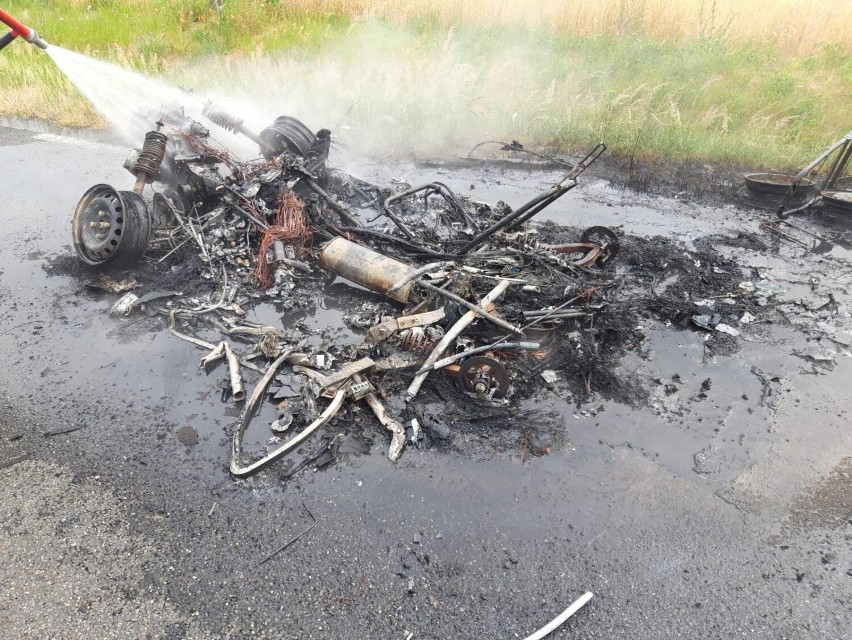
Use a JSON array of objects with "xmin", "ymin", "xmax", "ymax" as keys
[{"xmin": 71, "ymin": 100, "xmax": 772, "ymax": 478}]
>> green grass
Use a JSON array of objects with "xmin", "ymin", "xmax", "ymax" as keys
[{"xmin": 1, "ymin": 1, "xmax": 850, "ymax": 169}]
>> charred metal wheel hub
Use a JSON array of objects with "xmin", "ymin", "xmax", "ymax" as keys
[
  {"xmin": 457, "ymin": 356, "xmax": 510, "ymax": 399},
  {"xmin": 821, "ymin": 190, "xmax": 852, "ymax": 227},
  {"xmin": 740, "ymin": 172, "xmax": 817, "ymax": 211},
  {"xmin": 580, "ymin": 225, "xmax": 620, "ymax": 262},
  {"xmin": 259, "ymin": 116, "xmax": 317, "ymax": 159},
  {"xmin": 72, "ymin": 184, "xmax": 152, "ymax": 266}
]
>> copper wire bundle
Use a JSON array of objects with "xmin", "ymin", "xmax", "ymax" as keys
[{"xmin": 253, "ymin": 192, "xmax": 312, "ymax": 288}]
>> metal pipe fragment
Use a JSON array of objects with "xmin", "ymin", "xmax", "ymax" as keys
[
  {"xmin": 459, "ymin": 188, "xmax": 560, "ymax": 254},
  {"xmin": 791, "ymin": 132, "xmax": 851, "ymax": 187},
  {"xmin": 279, "ymin": 257, "xmax": 313, "ymax": 273},
  {"xmin": 522, "ymin": 310, "xmax": 589, "ymax": 319},
  {"xmin": 0, "ymin": 31, "xmax": 16, "ymax": 51},
  {"xmin": 270, "ymin": 240, "xmax": 312, "ymax": 273},
  {"xmin": 406, "ymin": 279, "xmax": 511, "ymax": 402},
  {"xmin": 167, "ymin": 312, "xmax": 266, "ymax": 374},
  {"xmin": 200, "ymin": 341, "xmax": 227, "ymax": 370},
  {"xmin": 459, "ymin": 143, "xmax": 605, "ymax": 254},
  {"xmin": 504, "ymin": 191, "xmax": 566, "ymax": 232},
  {"xmin": 824, "ymin": 139, "xmax": 852, "ymax": 190},
  {"xmin": 385, "ymin": 182, "xmax": 478, "ymax": 232},
  {"xmin": 776, "ymin": 219, "xmax": 831, "ymax": 242},
  {"xmin": 354, "ymin": 374, "xmax": 405, "ymax": 461},
  {"xmin": 223, "ymin": 342, "xmax": 246, "ymax": 402},
  {"xmin": 230, "ymin": 347, "xmax": 344, "ymax": 477},
  {"xmin": 338, "ymin": 226, "xmax": 446, "ymax": 257},
  {"xmin": 416, "ymin": 341, "xmax": 541, "ymax": 375},
  {"xmin": 306, "ymin": 179, "xmax": 362, "ymax": 227},
  {"xmin": 417, "ymin": 279, "xmax": 522, "ymax": 335},
  {"xmin": 380, "ymin": 192, "xmax": 419, "ymax": 240},
  {"xmin": 132, "ymin": 175, "xmax": 147, "ymax": 194},
  {"xmin": 520, "ymin": 288, "xmax": 599, "ymax": 330},
  {"xmin": 320, "ymin": 237, "xmax": 420, "ymax": 303},
  {"xmin": 387, "ymin": 261, "xmax": 453, "ymax": 295},
  {"xmin": 0, "ymin": 9, "xmax": 49, "ymax": 49},
  {"xmin": 777, "ymin": 195, "xmax": 821, "ymax": 219}
]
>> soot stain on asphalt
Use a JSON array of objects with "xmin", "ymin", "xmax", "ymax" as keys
[{"xmin": 34, "ymin": 161, "xmax": 852, "ymax": 488}]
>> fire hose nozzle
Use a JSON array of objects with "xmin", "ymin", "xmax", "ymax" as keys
[
  {"xmin": 25, "ymin": 29, "xmax": 48, "ymax": 50},
  {"xmin": 0, "ymin": 8, "xmax": 48, "ymax": 50}
]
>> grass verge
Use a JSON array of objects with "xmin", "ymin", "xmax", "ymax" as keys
[{"xmin": 1, "ymin": 1, "xmax": 849, "ymax": 168}]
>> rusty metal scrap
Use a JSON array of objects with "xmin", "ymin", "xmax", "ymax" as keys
[
  {"xmin": 223, "ymin": 342, "xmax": 246, "ymax": 402},
  {"xmin": 365, "ymin": 308, "xmax": 446, "ymax": 345},
  {"xmin": 320, "ymin": 237, "xmax": 420, "ymax": 303},
  {"xmin": 741, "ymin": 130, "xmax": 851, "ymax": 221},
  {"xmin": 353, "ymin": 374, "xmax": 405, "ymax": 461}
]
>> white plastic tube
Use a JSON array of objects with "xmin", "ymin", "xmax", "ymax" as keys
[{"xmin": 521, "ymin": 592, "xmax": 593, "ymax": 640}]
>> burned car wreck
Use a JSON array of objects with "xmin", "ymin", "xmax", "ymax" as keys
[{"xmin": 69, "ymin": 99, "xmax": 778, "ymax": 478}]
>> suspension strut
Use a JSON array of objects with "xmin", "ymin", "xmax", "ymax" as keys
[
  {"xmin": 133, "ymin": 125, "xmax": 167, "ymax": 194},
  {"xmin": 202, "ymin": 100, "xmax": 270, "ymax": 152}
]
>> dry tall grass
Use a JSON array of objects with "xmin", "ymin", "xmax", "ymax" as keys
[
  {"xmin": 290, "ymin": 0, "xmax": 852, "ymax": 55},
  {"xmin": 1, "ymin": 0, "xmax": 849, "ymax": 167},
  {"xmin": 168, "ymin": 20, "xmax": 847, "ymax": 167}
]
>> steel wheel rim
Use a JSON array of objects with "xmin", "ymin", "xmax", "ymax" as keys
[{"xmin": 73, "ymin": 184, "xmax": 126, "ymax": 264}]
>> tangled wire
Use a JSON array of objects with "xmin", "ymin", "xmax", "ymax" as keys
[{"xmin": 253, "ymin": 192, "xmax": 312, "ymax": 288}]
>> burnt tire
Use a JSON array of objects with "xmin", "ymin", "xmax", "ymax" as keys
[
  {"xmin": 259, "ymin": 116, "xmax": 316, "ymax": 159},
  {"xmin": 71, "ymin": 184, "xmax": 152, "ymax": 267}
]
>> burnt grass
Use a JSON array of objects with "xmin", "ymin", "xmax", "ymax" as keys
[{"xmin": 573, "ymin": 152, "xmax": 746, "ymax": 206}]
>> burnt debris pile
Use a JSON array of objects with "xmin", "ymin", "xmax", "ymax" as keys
[{"xmin": 70, "ymin": 102, "xmax": 777, "ymax": 477}]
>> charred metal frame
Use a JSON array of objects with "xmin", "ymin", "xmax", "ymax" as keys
[
  {"xmin": 778, "ymin": 131, "xmax": 852, "ymax": 219},
  {"xmin": 458, "ymin": 143, "xmax": 606, "ymax": 254},
  {"xmin": 383, "ymin": 182, "xmax": 479, "ymax": 240}
]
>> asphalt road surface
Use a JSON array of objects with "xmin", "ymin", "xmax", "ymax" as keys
[{"xmin": 1, "ymin": 125, "xmax": 850, "ymax": 639}]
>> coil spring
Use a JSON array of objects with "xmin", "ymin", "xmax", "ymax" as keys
[
  {"xmin": 203, "ymin": 102, "xmax": 243, "ymax": 133},
  {"xmin": 400, "ymin": 327, "xmax": 435, "ymax": 353},
  {"xmin": 134, "ymin": 130, "xmax": 167, "ymax": 181}
]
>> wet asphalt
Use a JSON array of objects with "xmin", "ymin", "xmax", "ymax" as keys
[{"xmin": 1, "ymin": 125, "xmax": 851, "ymax": 639}]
